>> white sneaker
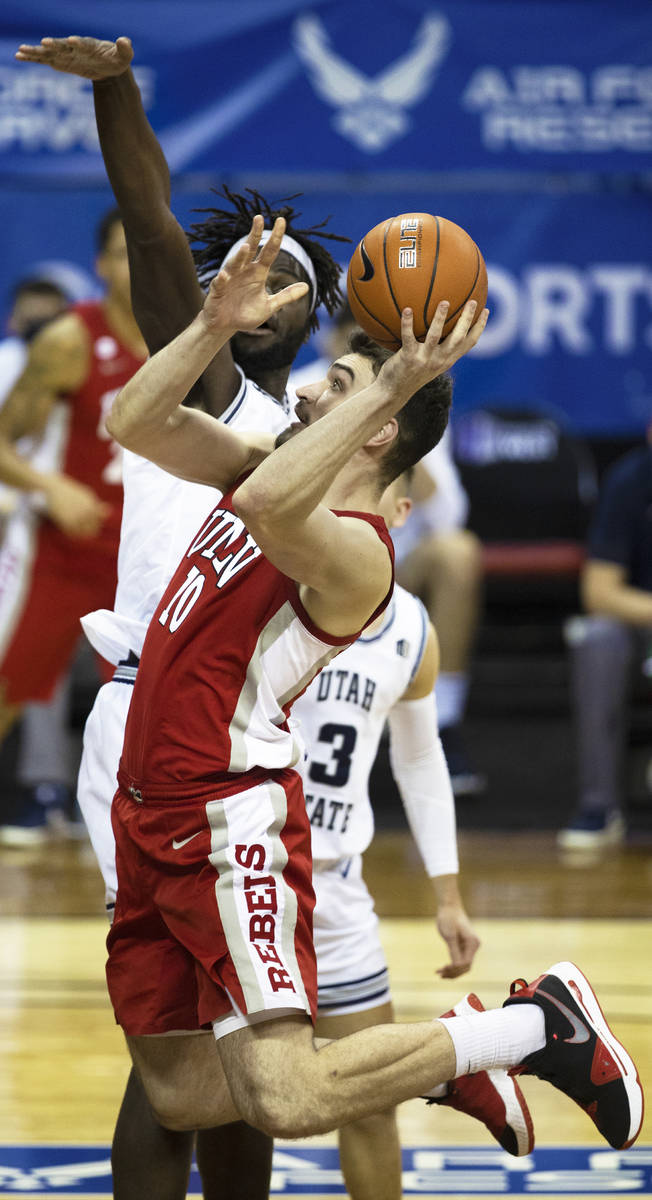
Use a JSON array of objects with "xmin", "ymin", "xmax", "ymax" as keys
[{"xmin": 557, "ymin": 810, "xmax": 625, "ymax": 851}]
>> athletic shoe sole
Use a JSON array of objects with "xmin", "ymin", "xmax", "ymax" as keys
[{"xmin": 557, "ymin": 815, "xmax": 625, "ymax": 852}]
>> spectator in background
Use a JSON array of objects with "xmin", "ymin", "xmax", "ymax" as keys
[
  {"xmin": 0, "ymin": 277, "xmax": 69, "ymax": 403},
  {"xmin": 558, "ymin": 427, "xmax": 652, "ymax": 851},
  {"xmin": 0, "ymin": 211, "xmax": 147, "ymax": 846},
  {"xmin": 0, "ymin": 276, "xmax": 70, "ymax": 526},
  {"xmin": 0, "ymin": 276, "xmax": 81, "ymax": 839},
  {"xmin": 290, "ymin": 305, "xmax": 485, "ymax": 796}
]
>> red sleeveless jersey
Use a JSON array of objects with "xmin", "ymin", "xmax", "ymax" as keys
[
  {"xmin": 119, "ymin": 479, "xmax": 395, "ymax": 799},
  {"xmin": 52, "ymin": 301, "xmax": 145, "ymax": 556}
]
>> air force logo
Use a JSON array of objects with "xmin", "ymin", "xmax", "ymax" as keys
[{"xmin": 293, "ymin": 12, "xmax": 452, "ymax": 153}]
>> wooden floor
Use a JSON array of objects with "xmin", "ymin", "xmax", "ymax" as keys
[{"xmin": 1, "ymin": 829, "xmax": 651, "ymax": 1197}]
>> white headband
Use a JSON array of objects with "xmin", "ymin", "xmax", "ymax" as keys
[{"xmin": 222, "ymin": 231, "xmax": 318, "ymax": 312}]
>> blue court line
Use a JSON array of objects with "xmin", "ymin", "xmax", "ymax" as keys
[{"xmin": 0, "ymin": 1145, "xmax": 651, "ymax": 1194}]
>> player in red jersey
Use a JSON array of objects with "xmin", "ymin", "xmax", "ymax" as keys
[
  {"xmin": 100, "ymin": 218, "xmax": 642, "ymax": 1156},
  {"xmin": 0, "ymin": 209, "xmax": 146, "ymax": 838}
]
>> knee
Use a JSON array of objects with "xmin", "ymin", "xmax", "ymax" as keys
[
  {"xmin": 565, "ymin": 614, "xmax": 629, "ymax": 653},
  {"xmin": 241, "ymin": 1086, "xmax": 314, "ymax": 1140},
  {"xmin": 145, "ymin": 1083, "xmax": 198, "ymax": 1133},
  {"xmin": 424, "ymin": 528, "xmax": 483, "ymax": 582}
]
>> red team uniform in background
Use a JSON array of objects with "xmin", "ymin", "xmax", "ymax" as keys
[
  {"xmin": 107, "ymin": 477, "xmax": 394, "ymax": 1036},
  {"xmin": 0, "ymin": 301, "xmax": 145, "ymax": 704}
]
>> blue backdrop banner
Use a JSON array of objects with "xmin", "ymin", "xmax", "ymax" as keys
[
  {"xmin": 2, "ymin": 180, "xmax": 650, "ymax": 435},
  {"xmin": 1, "ymin": 0, "xmax": 651, "ymax": 177},
  {"xmin": 1, "ymin": 1, "xmax": 650, "ymax": 434}
]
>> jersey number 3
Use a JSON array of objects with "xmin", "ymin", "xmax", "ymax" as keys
[{"xmin": 308, "ymin": 723, "xmax": 357, "ymax": 789}]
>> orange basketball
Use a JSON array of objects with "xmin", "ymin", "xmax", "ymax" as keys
[{"xmin": 346, "ymin": 212, "xmax": 487, "ymax": 349}]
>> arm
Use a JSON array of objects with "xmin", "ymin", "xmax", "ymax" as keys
[
  {"xmin": 105, "ymin": 216, "xmax": 306, "ymax": 486},
  {"xmin": 15, "ymin": 35, "xmax": 240, "ymax": 411},
  {"xmin": 0, "ymin": 315, "xmax": 110, "ymax": 537},
  {"xmin": 388, "ymin": 624, "xmax": 480, "ymax": 978},
  {"xmin": 108, "ymin": 216, "xmax": 486, "ymax": 629},
  {"xmin": 582, "ymin": 560, "xmax": 652, "ymax": 627},
  {"xmin": 234, "ymin": 302, "xmax": 487, "ymax": 633}
]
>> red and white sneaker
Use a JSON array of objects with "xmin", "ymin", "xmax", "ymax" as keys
[
  {"xmin": 504, "ymin": 962, "xmax": 644, "ymax": 1150},
  {"xmin": 428, "ymin": 993, "xmax": 535, "ymax": 1156}
]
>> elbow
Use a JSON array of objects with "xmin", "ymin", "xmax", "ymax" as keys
[
  {"xmin": 232, "ymin": 479, "xmax": 281, "ymax": 542},
  {"xmin": 105, "ymin": 404, "xmax": 143, "ymax": 454},
  {"xmin": 104, "ymin": 407, "xmax": 130, "ymax": 449}
]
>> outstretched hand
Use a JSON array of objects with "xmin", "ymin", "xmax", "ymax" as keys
[
  {"xmin": 379, "ymin": 298, "xmax": 489, "ymax": 406},
  {"xmin": 15, "ymin": 35, "xmax": 134, "ymax": 79},
  {"xmin": 201, "ymin": 215, "xmax": 309, "ymax": 335}
]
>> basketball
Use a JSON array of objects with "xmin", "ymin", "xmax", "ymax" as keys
[{"xmin": 346, "ymin": 212, "xmax": 487, "ymax": 349}]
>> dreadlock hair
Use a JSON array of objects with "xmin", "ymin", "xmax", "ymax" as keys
[
  {"xmin": 347, "ymin": 330, "xmax": 453, "ymax": 491},
  {"xmin": 188, "ymin": 186, "xmax": 350, "ymax": 332}
]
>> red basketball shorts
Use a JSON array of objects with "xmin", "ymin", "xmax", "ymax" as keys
[
  {"xmin": 0, "ymin": 517, "xmax": 117, "ymax": 705},
  {"xmin": 106, "ymin": 768, "xmax": 317, "ymax": 1037}
]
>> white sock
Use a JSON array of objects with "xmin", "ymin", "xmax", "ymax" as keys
[
  {"xmin": 437, "ymin": 1004, "xmax": 546, "ymax": 1077},
  {"xmin": 435, "ymin": 672, "xmax": 469, "ymax": 729}
]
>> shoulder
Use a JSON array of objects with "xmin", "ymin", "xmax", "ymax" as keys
[
  {"xmin": 23, "ymin": 312, "xmax": 90, "ymax": 392},
  {"xmin": 30, "ymin": 311, "xmax": 89, "ymax": 360},
  {"xmin": 400, "ymin": 620, "xmax": 439, "ymax": 700}
]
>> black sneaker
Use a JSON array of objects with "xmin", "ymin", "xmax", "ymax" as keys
[
  {"xmin": 504, "ymin": 961, "xmax": 644, "ymax": 1149},
  {"xmin": 439, "ymin": 724, "xmax": 486, "ymax": 797}
]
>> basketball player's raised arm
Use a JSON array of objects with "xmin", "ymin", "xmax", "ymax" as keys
[
  {"xmin": 0, "ymin": 315, "xmax": 110, "ymax": 537},
  {"xmin": 106, "ymin": 217, "xmax": 308, "ymax": 487},
  {"xmin": 387, "ymin": 623, "xmax": 480, "ymax": 979},
  {"xmin": 15, "ymin": 35, "xmax": 240, "ymax": 413},
  {"xmin": 234, "ymin": 300, "xmax": 488, "ymax": 631}
]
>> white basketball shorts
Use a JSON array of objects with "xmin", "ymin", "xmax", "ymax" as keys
[
  {"xmin": 312, "ymin": 854, "xmax": 391, "ymax": 1016},
  {"xmin": 77, "ymin": 677, "xmax": 130, "ymax": 908}
]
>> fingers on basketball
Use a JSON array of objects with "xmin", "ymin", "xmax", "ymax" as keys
[{"xmin": 347, "ymin": 213, "xmax": 487, "ymax": 350}]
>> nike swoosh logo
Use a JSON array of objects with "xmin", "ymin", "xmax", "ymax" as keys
[
  {"xmin": 358, "ymin": 240, "xmax": 375, "ymax": 282},
  {"xmin": 172, "ymin": 832, "xmax": 202, "ymax": 850},
  {"xmin": 538, "ymin": 986, "xmax": 591, "ymax": 1044}
]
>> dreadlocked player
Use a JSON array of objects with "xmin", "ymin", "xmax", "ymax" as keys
[{"xmin": 14, "ymin": 32, "xmax": 350, "ymax": 1200}]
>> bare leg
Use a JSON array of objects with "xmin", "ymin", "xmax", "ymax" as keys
[
  {"xmin": 126, "ymin": 1030, "xmax": 240, "ymax": 1132},
  {"xmin": 112, "ymin": 1066, "xmax": 194, "ymax": 1200},
  {"xmin": 127, "ymin": 1014, "xmax": 456, "ymax": 1138},
  {"xmin": 195, "ymin": 1122, "xmax": 273, "ymax": 1200},
  {"xmin": 316, "ymin": 1001, "xmax": 401, "ymax": 1200},
  {"xmin": 111, "ymin": 1063, "xmax": 272, "ymax": 1200}
]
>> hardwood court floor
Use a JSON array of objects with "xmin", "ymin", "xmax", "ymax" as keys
[{"xmin": 1, "ymin": 830, "xmax": 651, "ymax": 1198}]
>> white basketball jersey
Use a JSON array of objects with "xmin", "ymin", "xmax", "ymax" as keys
[
  {"xmin": 294, "ymin": 583, "xmax": 428, "ymax": 867},
  {"xmin": 82, "ymin": 369, "xmax": 289, "ymax": 663}
]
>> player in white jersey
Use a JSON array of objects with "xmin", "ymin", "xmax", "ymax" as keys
[
  {"xmin": 79, "ymin": 371, "xmax": 289, "ymax": 902},
  {"xmin": 296, "ymin": 479, "xmax": 531, "ymax": 1198}
]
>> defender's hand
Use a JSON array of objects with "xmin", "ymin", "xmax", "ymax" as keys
[
  {"xmin": 435, "ymin": 903, "xmax": 481, "ymax": 979},
  {"xmin": 201, "ymin": 215, "xmax": 309, "ymax": 336},
  {"xmin": 15, "ymin": 35, "xmax": 134, "ymax": 79}
]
